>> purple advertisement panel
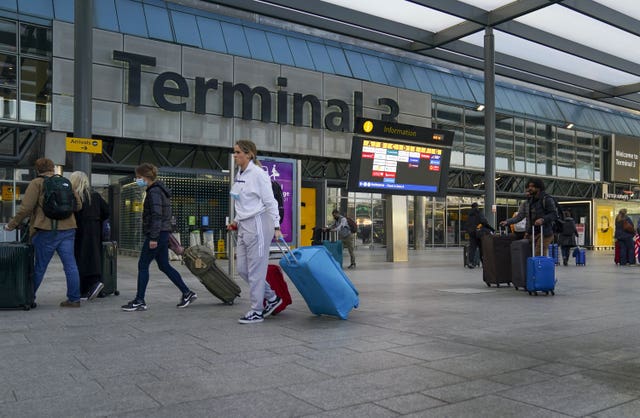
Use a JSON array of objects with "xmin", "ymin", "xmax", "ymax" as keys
[{"xmin": 261, "ymin": 159, "xmax": 294, "ymax": 242}]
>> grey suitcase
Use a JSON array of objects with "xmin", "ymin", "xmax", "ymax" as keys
[{"xmin": 183, "ymin": 245, "xmax": 240, "ymax": 305}]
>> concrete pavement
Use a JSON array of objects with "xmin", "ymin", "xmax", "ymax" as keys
[{"xmin": 2, "ymin": 247, "xmax": 640, "ymax": 417}]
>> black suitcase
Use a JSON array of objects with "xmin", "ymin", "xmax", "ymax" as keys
[
  {"xmin": 464, "ymin": 245, "xmax": 480, "ymax": 268},
  {"xmin": 100, "ymin": 241, "xmax": 119, "ymax": 296},
  {"xmin": 0, "ymin": 242, "xmax": 35, "ymax": 310},
  {"xmin": 481, "ymin": 234, "xmax": 513, "ymax": 287},
  {"xmin": 510, "ymin": 238, "xmax": 529, "ymax": 290}
]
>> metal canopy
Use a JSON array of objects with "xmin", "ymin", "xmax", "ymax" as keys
[{"xmin": 205, "ymin": 0, "xmax": 640, "ymax": 114}]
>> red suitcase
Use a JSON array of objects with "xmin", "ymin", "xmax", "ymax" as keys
[{"xmin": 264, "ymin": 264, "xmax": 292, "ymax": 315}]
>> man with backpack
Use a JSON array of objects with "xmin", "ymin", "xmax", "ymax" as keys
[
  {"xmin": 525, "ymin": 177, "xmax": 558, "ymax": 256},
  {"xmin": 328, "ymin": 209, "xmax": 356, "ymax": 269},
  {"xmin": 5, "ymin": 158, "xmax": 83, "ymax": 307}
]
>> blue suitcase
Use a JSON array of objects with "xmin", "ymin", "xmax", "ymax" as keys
[
  {"xmin": 527, "ymin": 227, "xmax": 556, "ymax": 295},
  {"xmin": 322, "ymin": 240, "xmax": 343, "ymax": 267},
  {"xmin": 573, "ymin": 246, "xmax": 586, "ymax": 266},
  {"xmin": 277, "ymin": 240, "xmax": 358, "ymax": 319},
  {"xmin": 548, "ymin": 243, "xmax": 560, "ymax": 265}
]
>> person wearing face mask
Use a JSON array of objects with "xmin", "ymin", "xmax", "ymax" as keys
[
  {"xmin": 121, "ymin": 163, "xmax": 197, "ymax": 311},
  {"xmin": 228, "ymin": 140, "xmax": 282, "ymax": 324}
]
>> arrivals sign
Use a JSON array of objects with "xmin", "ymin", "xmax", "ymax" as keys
[{"xmin": 66, "ymin": 137, "xmax": 103, "ymax": 154}]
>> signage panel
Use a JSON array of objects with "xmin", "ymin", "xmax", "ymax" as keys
[{"xmin": 66, "ymin": 137, "xmax": 103, "ymax": 154}]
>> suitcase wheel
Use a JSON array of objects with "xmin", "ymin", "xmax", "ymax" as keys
[
  {"xmin": 23, "ymin": 304, "xmax": 30, "ymax": 311},
  {"xmin": 496, "ymin": 283, "xmax": 500, "ymax": 288},
  {"xmin": 550, "ymin": 290, "xmax": 555, "ymax": 296},
  {"xmin": 514, "ymin": 286, "xmax": 519, "ymax": 290},
  {"xmin": 225, "ymin": 301, "xmax": 234, "ymax": 305},
  {"xmin": 114, "ymin": 290, "xmax": 120, "ymax": 296},
  {"xmin": 485, "ymin": 282, "xmax": 491, "ymax": 287},
  {"xmin": 544, "ymin": 291, "xmax": 549, "ymax": 295}
]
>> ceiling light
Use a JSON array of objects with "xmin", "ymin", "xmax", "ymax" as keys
[
  {"xmin": 566, "ymin": 123, "xmax": 574, "ymax": 129},
  {"xmin": 476, "ymin": 104, "xmax": 485, "ymax": 111}
]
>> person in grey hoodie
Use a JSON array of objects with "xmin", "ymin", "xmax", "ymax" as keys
[{"xmin": 122, "ymin": 163, "xmax": 197, "ymax": 311}]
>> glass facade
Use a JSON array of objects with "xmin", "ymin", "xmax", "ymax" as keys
[{"xmin": 0, "ymin": 18, "xmax": 51, "ymax": 123}]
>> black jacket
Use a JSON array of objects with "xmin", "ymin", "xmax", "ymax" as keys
[
  {"xmin": 466, "ymin": 208, "xmax": 493, "ymax": 235},
  {"xmin": 142, "ymin": 181, "xmax": 173, "ymax": 240},
  {"xmin": 527, "ymin": 192, "xmax": 557, "ymax": 237}
]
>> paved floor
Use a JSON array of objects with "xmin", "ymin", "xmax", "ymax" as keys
[{"xmin": 2, "ymin": 246, "xmax": 640, "ymax": 417}]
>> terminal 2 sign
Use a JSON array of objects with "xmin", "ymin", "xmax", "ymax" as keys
[{"xmin": 114, "ymin": 50, "xmax": 403, "ymax": 133}]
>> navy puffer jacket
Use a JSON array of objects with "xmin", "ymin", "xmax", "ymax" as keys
[{"xmin": 142, "ymin": 180, "xmax": 172, "ymax": 240}]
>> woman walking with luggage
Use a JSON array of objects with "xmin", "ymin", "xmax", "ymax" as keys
[
  {"xmin": 614, "ymin": 208, "xmax": 636, "ymax": 266},
  {"xmin": 121, "ymin": 163, "xmax": 197, "ymax": 311},
  {"xmin": 70, "ymin": 171, "xmax": 110, "ymax": 300},
  {"xmin": 228, "ymin": 140, "xmax": 282, "ymax": 324},
  {"xmin": 558, "ymin": 209, "xmax": 578, "ymax": 266}
]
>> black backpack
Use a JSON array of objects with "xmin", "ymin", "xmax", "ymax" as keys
[
  {"xmin": 542, "ymin": 194, "xmax": 564, "ymax": 233},
  {"xmin": 271, "ymin": 180, "xmax": 284, "ymax": 225},
  {"xmin": 41, "ymin": 175, "xmax": 76, "ymax": 227}
]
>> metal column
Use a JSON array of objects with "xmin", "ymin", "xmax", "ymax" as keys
[
  {"xmin": 73, "ymin": 0, "xmax": 93, "ymax": 176},
  {"xmin": 483, "ymin": 27, "xmax": 496, "ymax": 226}
]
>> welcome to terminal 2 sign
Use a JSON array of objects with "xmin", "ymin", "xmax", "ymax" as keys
[{"xmin": 348, "ymin": 118, "xmax": 454, "ymax": 196}]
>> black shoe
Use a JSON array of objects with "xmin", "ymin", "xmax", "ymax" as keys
[
  {"xmin": 122, "ymin": 299, "xmax": 147, "ymax": 312},
  {"xmin": 88, "ymin": 282, "xmax": 105, "ymax": 301},
  {"xmin": 262, "ymin": 296, "xmax": 283, "ymax": 318},
  {"xmin": 177, "ymin": 291, "xmax": 197, "ymax": 308},
  {"xmin": 348, "ymin": 263, "xmax": 356, "ymax": 269},
  {"xmin": 466, "ymin": 263, "xmax": 475, "ymax": 269}
]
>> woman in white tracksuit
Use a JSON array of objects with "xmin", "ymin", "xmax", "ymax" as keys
[{"xmin": 228, "ymin": 140, "xmax": 283, "ymax": 324}]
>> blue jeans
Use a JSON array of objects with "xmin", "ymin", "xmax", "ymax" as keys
[
  {"xmin": 32, "ymin": 229, "xmax": 81, "ymax": 302},
  {"xmin": 136, "ymin": 231, "xmax": 190, "ymax": 301}
]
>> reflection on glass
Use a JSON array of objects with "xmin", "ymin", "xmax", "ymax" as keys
[
  {"xmin": 0, "ymin": 86, "xmax": 16, "ymax": 119},
  {"xmin": 20, "ymin": 23, "xmax": 51, "ymax": 57},
  {"xmin": 0, "ymin": 53, "xmax": 16, "ymax": 87},
  {"xmin": 0, "ymin": 19, "xmax": 16, "ymax": 52},
  {"xmin": 20, "ymin": 57, "xmax": 51, "ymax": 122},
  {"xmin": 0, "ymin": 124, "xmax": 15, "ymax": 154}
]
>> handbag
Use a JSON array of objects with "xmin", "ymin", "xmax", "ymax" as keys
[
  {"xmin": 168, "ymin": 233, "xmax": 184, "ymax": 255},
  {"xmin": 623, "ymin": 219, "xmax": 635, "ymax": 234}
]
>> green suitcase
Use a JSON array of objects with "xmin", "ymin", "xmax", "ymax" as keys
[
  {"xmin": 0, "ymin": 242, "xmax": 35, "ymax": 310},
  {"xmin": 100, "ymin": 241, "xmax": 119, "ymax": 296}
]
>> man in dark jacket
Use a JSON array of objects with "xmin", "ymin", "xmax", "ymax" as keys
[
  {"xmin": 526, "ymin": 178, "xmax": 558, "ymax": 256},
  {"xmin": 465, "ymin": 203, "xmax": 493, "ymax": 268}
]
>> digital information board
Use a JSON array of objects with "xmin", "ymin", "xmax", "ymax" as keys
[{"xmin": 348, "ymin": 118, "xmax": 454, "ymax": 196}]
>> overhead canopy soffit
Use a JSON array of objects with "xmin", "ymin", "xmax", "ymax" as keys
[{"xmin": 204, "ymin": 0, "xmax": 640, "ymax": 114}]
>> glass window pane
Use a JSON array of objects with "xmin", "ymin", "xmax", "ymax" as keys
[
  {"xmin": 465, "ymin": 107, "xmax": 483, "ymax": 128},
  {"xmin": 464, "ymin": 148, "xmax": 485, "ymax": 168},
  {"xmin": 439, "ymin": 72, "xmax": 465, "ymax": 101},
  {"xmin": 94, "ymin": 0, "xmax": 119, "ymax": 32},
  {"xmin": 307, "ymin": 42, "xmax": 333, "ymax": 73},
  {"xmin": 220, "ymin": 22, "xmax": 250, "ymax": 58},
  {"xmin": 0, "ymin": 86, "xmax": 17, "ymax": 119},
  {"xmin": 144, "ymin": 4, "xmax": 172, "ymax": 41},
  {"xmin": 412, "ymin": 67, "xmax": 434, "ymax": 93},
  {"xmin": 396, "ymin": 62, "xmax": 419, "ymax": 91},
  {"xmin": 197, "ymin": 17, "xmax": 226, "ymax": 53},
  {"xmin": 496, "ymin": 153, "xmax": 511, "ymax": 171},
  {"xmin": 465, "ymin": 128, "xmax": 484, "ymax": 148},
  {"xmin": 20, "ymin": 24, "xmax": 51, "ymax": 57},
  {"xmin": 0, "ymin": 124, "xmax": 15, "ymax": 153},
  {"xmin": 266, "ymin": 32, "xmax": 293, "ymax": 65},
  {"xmin": 557, "ymin": 126, "xmax": 574, "ymax": 144},
  {"xmin": 115, "ymin": 0, "xmax": 148, "ymax": 37},
  {"xmin": 362, "ymin": 54, "xmax": 387, "ymax": 84},
  {"xmin": 20, "ymin": 57, "xmax": 50, "ymax": 122},
  {"xmin": 0, "ymin": 19, "xmax": 16, "ymax": 53},
  {"xmin": 576, "ymin": 131, "xmax": 592, "ymax": 147},
  {"xmin": 344, "ymin": 50, "xmax": 369, "ymax": 80},
  {"xmin": 0, "ymin": 0, "xmax": 16, "ymax": 12},
  {"xmin": 171, "ymin": 11, "xmax": 200, "ymax": 47},
  {"xmin": 379, "ymin": 59, "xmax": 403, "ymax": 88},
  {"xmin": 526, "ymin": 140, "xmax": 535, "ymax": 173},
  {"xmin": 17, "ymin": 0, "xmax": 53, "ymax": 18},
  {"xmin": 325, "ymin": 45, "xmax": 350, "ymax": 77},
  {"xmin": 0, "ymin": 53, "xmax": 16, "ymax": 87},
  {"xmin": 244, "ymin": 27, "xmax": 272, "ymax": 62},
  {"xmin": 514, "ymin": 135, "xmax": 525, "ymax": 172},
  {"xmin": 287, "ymin": 37, "xmax": 315, "ymax": 70},
  {"xmin": 53, "ymin": 0, "xmax": 73, "ymax": 22},
  {"xmin": 496, "ymin": 132, "xmax": 513, "ymax": 154},
  {"xmin": 466, "ymin": 77, "xmax": 484, "ymax": 104}
]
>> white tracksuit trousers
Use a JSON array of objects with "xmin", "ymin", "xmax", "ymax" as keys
[{"xmin": 236, "ymin": 211, "xmax": 277, "ymax": 313}]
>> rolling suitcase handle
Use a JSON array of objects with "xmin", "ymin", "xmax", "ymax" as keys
[
  {"xmin": 275, "ymin": 237, "xmax": 297, "ymax": 265},
  {"xmin": 531, "ymin": 225, "xmax": 544, "ymax": 257}
]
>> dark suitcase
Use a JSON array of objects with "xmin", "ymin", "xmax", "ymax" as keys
[
  {"xmin": 464, "ymin": 245, "xmax": 480, "ymax": 268},
  {"xmin": 615, "ymin": 241, "xmax": 620, "ymax": 265},
  {"xmin": 526, "ymin": 227, "xmax": 556, "ymax": 295},
  {"xmin": 264, "ymin": 264, "xmax": 291, "ymax": 315},
  {"xmin": 481, "ymin": 233, "xmax": 512, "ymax": 287},
  {"xmin": 510, "ymin": 238, "xmax": 529, "ymax": 290},
  {"xmin": 277, "ymin": 241, "xmax": 358, "ymax": 319},
  {"xmin": 0, "ymin": 241, "xmax": 34, "ymax": 310},
  {"xmin": 100, "ymin": 241, "xmax": 119, "ymax": 296},
  {"xmin": 183, "ymin": 245, "xmax": 241, "ymax": 304}
]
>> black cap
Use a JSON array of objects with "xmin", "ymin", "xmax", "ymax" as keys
[{"xmin": 471, "ymin": 202, "xmax": 478, "ymax": 208}]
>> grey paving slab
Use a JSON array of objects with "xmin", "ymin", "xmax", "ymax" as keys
[{"xmin": 3, "ymin": 247, "xmax": 640, "ymax": 417}]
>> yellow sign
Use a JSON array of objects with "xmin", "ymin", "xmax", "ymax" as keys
[
  {"xmin": 1, "ymin": 185, "xmax": 19, "ymax": 200},
  {"xmin": 66, "ymin": 137, "xmax": 103, "ymax": 154},
  {"xmin": 362, "ymin": 120, "xmax": 373, "ymax": 133}
]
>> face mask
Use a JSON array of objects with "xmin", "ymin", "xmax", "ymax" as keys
[
  {"xmin": 135, "ymin": 178, "xmax": 147, "ymax": 187},
  {"xmin": 230, "ymin": 191, "xmax": 240, "ymax": 201}
]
